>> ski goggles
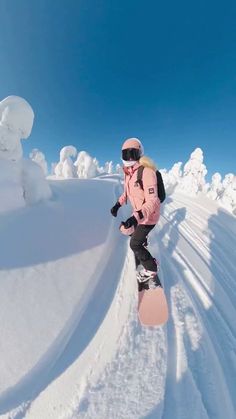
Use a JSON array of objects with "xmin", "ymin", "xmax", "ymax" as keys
[{"xmin": 122, "ymin": 148, "xmax": 140, "ymax": 161}]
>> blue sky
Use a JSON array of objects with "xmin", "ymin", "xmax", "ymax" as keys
[{"xmin": 0, "ymin": 0, "xmax": 235, "ymax": 178}]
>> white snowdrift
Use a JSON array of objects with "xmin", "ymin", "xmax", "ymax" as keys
[{"xmin": 0, "ymin": 177, "xmax": 235, "ymax": 419}]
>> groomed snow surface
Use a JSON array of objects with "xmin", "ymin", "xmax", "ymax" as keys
[{"xmin": 0, "ymin": 176, "xmax": 236, "ymax": 419}]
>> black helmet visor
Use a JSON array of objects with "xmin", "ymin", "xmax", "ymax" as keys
[{"xmin": 122, "ymin": 148, "xmax": 140, "ymax": 161}]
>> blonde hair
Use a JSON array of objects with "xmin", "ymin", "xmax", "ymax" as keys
[{"xmin": 139, "ymin": 155, "xmax": 157, "ymax": 172}]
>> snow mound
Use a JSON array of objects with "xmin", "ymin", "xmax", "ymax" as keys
[{"xmin": 1, "ymin": 179, "xmax": 235, "ymax": 419}]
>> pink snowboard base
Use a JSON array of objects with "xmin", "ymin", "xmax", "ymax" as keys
[{"xmin": 138, "ymin": 287, "xmax": 168, "ymax": 326}]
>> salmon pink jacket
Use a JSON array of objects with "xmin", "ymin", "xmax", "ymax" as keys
[{"xmin": 118, "ymin": 162, "xmax": 160, "ymax": 225}]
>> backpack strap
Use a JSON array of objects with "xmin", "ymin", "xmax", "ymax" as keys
[
  {"xmin": 136, "ymin": 165, "xmax": 145, "ymax": 190},
  {"xmin": 123, "ymin": 174, "xmax": 128, "ymax": 204},
  {"xmin": 156, "ymin": 170, "xmax": 166, "ymax": 203},
  {"xmin": 136, "ymin": 165, "xmax": 166, "ymax": 203},
  {"xmin": 136, "ymin": 165, "xmax": 146, "ymax": 208}
]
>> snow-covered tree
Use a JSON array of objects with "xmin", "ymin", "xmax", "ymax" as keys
[
  {"xmin": 163, "ymin": 162, "xmax": 182, "ymax": 192},
  {"xmin": 116, "ymin": 163, "xmax": 123, "ymax": 175},
  {"xmin": 63, "ymin": 158, "xmax": 76, "ymax": 179},
  {"xmin": 74, "ymin": 151, "xmax": 99, "ymax": 178},
  {"xmin": 104, "ymin": 161, "xmax": 113, "ymax": 174},
  {"xmin": 206, "ymin": 173, "xmax": 223, "ymax": 200},
  {"xmin": 218, "ymin": 174, "xmax": 236, "ymax": 214},
  {"xmin": 157, "ymin": 148, "xmax": 235, "ymax": 215},
  {"xmin": 30, "ymin": 148, "xmax": 48, "ymax": 176},
  {"xmin": 0, "ymin": 96, "xmax": 51, "ymax": 213},
  {"xmin": 21, "ymin": 159, "xmax": 52, "ymax": 204},
  {"xmin": 51, "ymin": 162, "xmax": 57, "ymax": 176},
  {"xmin": 0, "ymin": 96, "xmax": 34, "ymax": 161},
  {"xmin": 176, "ymin": 148, "xmax": 207, "ymax": 195},
  {"xmin": 54, "ymin": 145, "xmax": 77, "ymax": 179}
]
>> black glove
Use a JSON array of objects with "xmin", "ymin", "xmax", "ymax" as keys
[
  {"xmin": 121, "ymin": 215, "xmax": 138, "ymax": 229},
  {"xmin": 110, "ymin": 201, "xmax": 121, "ymax": 217}
]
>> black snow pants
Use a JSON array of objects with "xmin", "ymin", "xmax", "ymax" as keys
[{"xmin": 130, "ymin": 224, "xmax": 156, "ymax": 271}]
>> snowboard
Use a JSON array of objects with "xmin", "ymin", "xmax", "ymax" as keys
[
  {"xmin": 137, "ymin": 271, "xmax": 168, "ymax": 327},
  {"xmin": 138, "ymin": 286, "xmax": 168, "ymax": 326}
]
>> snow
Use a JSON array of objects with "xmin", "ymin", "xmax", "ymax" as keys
[
  {"xmin": 53, "ymin": 148, "xmax": 100, "ymax": 179},
  {"xmin": 74, "ymin": 151, "xmax": 99, "ymax": 179},
  {"xmin": 54, "ymin": 146, "xmax": 77, "ymax": 179},
  {"xmin": 0, "ymin": 96, "xmax": 34, "ymax": 161},
  {"xmin": 52, "ymin": 145, "xmax": 235, "ymax": 214},
  {"xmin": 219, "ymin": 173, "xmax": 236, "ymax": 214},
  {"xmin": 175, "ymin": 148, "xmax": 207, "ymax": 195},
  {"xmin": 21, "ymin": 159, "xmax": 52, "ymax": 204},
  {"xmin": 53, "ymin": 147, "xmax": 122, "ymax": 180},
  {"xmin": 0, "ymin": 96, "xmax": 52, "ymax": 213},
  {"xmin": 30, "ymin": 149, "xmax": 48, "ymax": 176},
  {"xmin": 0, "ymin": 174, "xmax": 235, "ymax": 419},
  {"xmin": 0, "ymin": 159, "xmax": 25, "ymax": 212},
  {"xmin": 157, "ymin": 148, "xmax": 235, "ymax": 216},
  {"xmin": 0, "ymin": 95, "xmax": 235, "ymax": 417},
  {"xmin": 206, "ymin": 172, "xmax": 223, "ymax": 200}
]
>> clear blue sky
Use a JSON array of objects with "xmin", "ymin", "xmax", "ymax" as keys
[{"xmin": 0, "ymin": 0, "xmax": 235, "ymax": 178}]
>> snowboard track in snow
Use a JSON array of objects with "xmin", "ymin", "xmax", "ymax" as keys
[
  {"xmin": 59, "ymin": 194, "xmax": 236, "ymax": 419},
  {"xmin": 1, "ymin": 184, "xmax": 236, "ymax": 419}
]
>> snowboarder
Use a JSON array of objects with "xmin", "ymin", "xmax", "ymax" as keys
[{"xmin": 110, "ymin": 138, "xmax": 162, "ymax": 288}]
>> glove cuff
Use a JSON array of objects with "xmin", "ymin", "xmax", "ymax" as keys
[{"xmin": 134, "ymin": 210, "xmax": 144, "ymax": 221}]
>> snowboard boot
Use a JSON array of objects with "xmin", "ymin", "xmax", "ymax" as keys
[
  {"xmin": 136, "ymin": 267, "xmax": 162, "ymax": 291},
  {"xmin": 135, "ymin": 239, "xmax": 149, "ymax": 269},
  {"xmin": 153, "ymin": 258, "xmax": 160, "ymax": 272},
  {"xmin": 143, "ymin": 237, "xmax": 149, "ymax": 248}
]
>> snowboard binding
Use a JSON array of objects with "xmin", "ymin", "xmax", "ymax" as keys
[{"xmin": 136, "ymin": 268, "xmax": 162, "ymax": 292}]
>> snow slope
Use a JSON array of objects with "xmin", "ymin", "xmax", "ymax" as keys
[{"xmin": 0, "ymin": 177, "xmax": 235, "ymax": 419}]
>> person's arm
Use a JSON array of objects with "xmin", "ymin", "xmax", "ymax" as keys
[{"xmin": 118, "ymin": 191, "xmax": 127, "ymax": 206}]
